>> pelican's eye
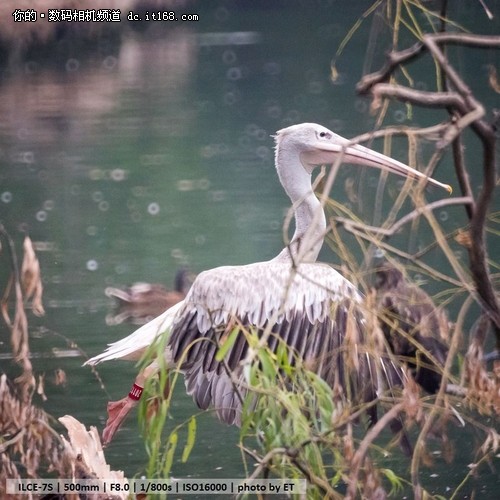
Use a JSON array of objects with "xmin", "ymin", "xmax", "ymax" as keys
[{"xmin": 318, "ymin": 130, "xmax": 331, "ymax": 139}]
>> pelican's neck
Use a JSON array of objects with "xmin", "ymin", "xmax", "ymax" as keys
[{"xmin": 273, "ymin": 147, "xmax": 326, "ymax": 264}]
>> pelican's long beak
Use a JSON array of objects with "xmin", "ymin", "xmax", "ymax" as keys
[{"xmin": 304, "ymin": 140, "xmax": 452, "ymax": 193}]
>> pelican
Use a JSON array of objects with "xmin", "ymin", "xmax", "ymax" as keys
[{"xmin": 86, "ymin": 123, "xmax": 450, "ymax": 444}]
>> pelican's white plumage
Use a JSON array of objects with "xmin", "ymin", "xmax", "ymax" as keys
[
  {"xmin": 168, "ymin": 261, "xmax": 368, "ymax": 425},
  {"xmin": 87, "ymin": 301, "xmax": 184, "ymax": 363},
  {"xmin": 180, "ymin": 261, "xmax": 361, "ymax": 331},
  {"xmin": 85, "ymin": 122, "xmax": 450, "ymax": 441}
]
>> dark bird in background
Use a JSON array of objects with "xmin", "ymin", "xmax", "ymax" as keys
[
  {"xmin": 105, "ymin": 268, "xmax": 194, "ymax": 325},
  {"xmin": 374, "ymin": 260, "xmax": 449, "ymax": 394}
]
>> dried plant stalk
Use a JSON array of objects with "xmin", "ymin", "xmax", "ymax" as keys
[
  {"xmin": 0, "ymin": 374, "xmax": 126, "ymax": 500},
  {"xmin": 21, "ymin": 236, "xmax": 45, "ymax": 317}
]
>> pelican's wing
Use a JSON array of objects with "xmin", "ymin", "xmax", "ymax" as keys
[
  {"xmin": 85, "ymin": 301, "xmax": 184, "ymax": 365},
  {"xmin": 169, "ymin": 261, "xmax": 387, "ymax": 425}
]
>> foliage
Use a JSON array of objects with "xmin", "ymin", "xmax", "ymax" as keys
[
  {"xmin": 237, "ymin": 334, "xmax": 388, "ymax": 499},
  {"xmin": 137, "ymin": 326, "xmax": 199, "ymax": 481}
]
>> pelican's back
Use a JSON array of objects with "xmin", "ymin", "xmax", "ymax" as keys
[{"xmin": 168, "ymin": 261, "xmax": 400, "ymax": 425}]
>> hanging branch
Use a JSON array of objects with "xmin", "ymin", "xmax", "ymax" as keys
[{"xmin": 356, "ymin": 33, "xmax": 500, "ymax": 349}]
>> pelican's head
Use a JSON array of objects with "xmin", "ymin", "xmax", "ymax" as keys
[
  {"xmin": 274, "ymin": 123, "xmax": 336, "ymax": 151},
  {"xmin": 274, "ymin": 122, "xmax": 451, "ymax": 192}
]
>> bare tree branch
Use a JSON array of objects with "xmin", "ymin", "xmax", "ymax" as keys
[
  {"xmin": 345, "ymin": 402, "xmax": 406, "ymax": 500},
  {"xmin": 335, "ymin": 196, "xmax": 473, "ymax": 237},
  {"xmin": 356, "ymin": 32, "xmax": 500, "ymax": 348}
]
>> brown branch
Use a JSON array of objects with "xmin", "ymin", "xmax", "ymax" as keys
[
  {"xmin": 421, "ymin": 36, "xmax": 500, "ymax": 345},
  {"xmin": 241, "ymin": 445, "xmax": 340, "ymax": 499},
  {"xmin": 345, "ymin": 402, "xmax": 406, "ymax": 500},
  {"xmin": 335, "ymin": 196, "xmax": 473, "ymax": 237},
  {"xmin": 467, "ymin": 121, "xmax": 499, "ymax": 347},
  {"xmin": 365, "ymin": 84, "xmax": 484, "ymax": 149},
  {"xmin": 287, "ymin": 452, "xmax": 340, "ymax": 499},
  {"xmin": 356, "ymin": 41, "xmax": 426, "ymax": 92},
  {"xmin": 451, "ymin": 135, "xmax": 475, "ymax": 219},
  {"xmin": 357, "ymin": 34, "xmax": 500, "ymax": 95},
  {"xmin": 350, "ymin": 122, "xmax": 453, "ymax": 145},
  {"xmin": 356, "ymin": 32, "xmax": 500, "ymax": 348}
]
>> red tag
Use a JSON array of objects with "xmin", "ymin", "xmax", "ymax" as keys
[{"xmin": 128, "ymin": 383, "xmax": 144, "ymax": 401}]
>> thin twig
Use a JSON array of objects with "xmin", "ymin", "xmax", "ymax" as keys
[
  {"xmin": 345, "ymin": 402, "xmax": 406, "ymax": 500},
  {"xmin": 335, "ymin": 196, "xmax": 473, "ymax": 237}
]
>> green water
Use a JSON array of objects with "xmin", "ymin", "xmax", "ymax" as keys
[{"xmin": 1, "ymin": 1, "xmax": 499, "ymax": 497}]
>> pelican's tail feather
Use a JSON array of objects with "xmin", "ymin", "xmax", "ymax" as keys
[{"xmin": 84, "ymin": 301, "xmax": 184, "ymax": 365}]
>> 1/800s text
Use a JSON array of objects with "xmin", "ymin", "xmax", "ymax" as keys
[{"xmin": 6, "ymin": 478, "xmax": 307, "ymax": 496}]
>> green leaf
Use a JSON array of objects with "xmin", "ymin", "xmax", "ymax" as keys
[
  {"xmin": 164, "ymin": 431, "xmax": 178, "ymax": 474},
  {"xmin": 276, "ymin": 341, "xmax": 293, "ymax": 376},
  {"xmin": 181, "ymin": 417, "xmax": 197, "ymax": 463},
  {"xmin": 258, "ymin": 348, "xmax": 276, "ymax": 377},
  {"xmin": 381, "ymin": 468, "xmax": 403, "ymax": 493},
  {"xmin": 215, "ymin": 327, "xmax": 240, "ymax": 362}
]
